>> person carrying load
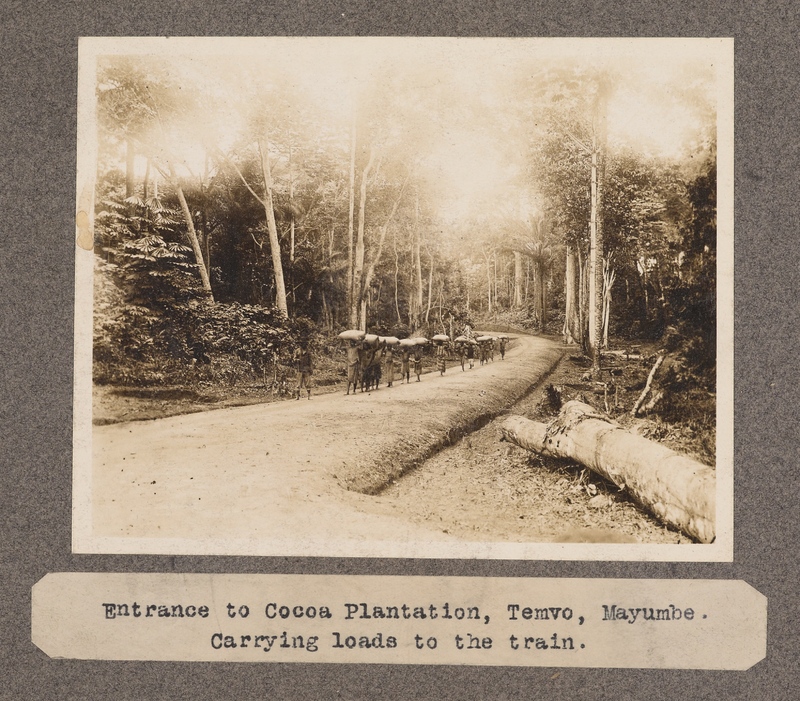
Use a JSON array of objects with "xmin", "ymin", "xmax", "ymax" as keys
[
  {"xmin": 466, "ymin": 339, "xmax": 476, "ymax": 369},
  {"xmin": 433, "ymin": 334, "xmax": 449, "ymax": 376},
  {"xmin": 454, "ymin": 335, "xmax": 468, "ymax": 371},
  {"xmin": 359, "ymin": 333, "xmax": 382, "ymax": 392},
  {"xmin": 413, "ymin": 345, "xmax": 423, "ymax": 381},
  {"xmin": 409, "ymin": 337, "xmax": 427, "ymax": 382},
  {"xmin": 398, "ymin": 337, "xmax": 415, "ymax": 383},
  {"xmin": 499, "ymin": 335, "xmax": 508, "ymax": 360},
  {"xmin": 476, "ymin": 335, "xmax": 493, "ymax": 365},
  {"xmin": 381, "ymin": 336, "xmax": 400, "ymax": 387},
  {"xmin": 337, "ymin": 329, "xmax": 365, "ymax": 395}
]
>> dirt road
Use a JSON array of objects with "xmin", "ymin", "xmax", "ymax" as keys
[{"xmin": 89, "ymin": 335, "xmax": 569, "ymax": 556}]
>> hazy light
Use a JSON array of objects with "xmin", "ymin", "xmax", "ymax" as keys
[
  {"xmin": 104, "ymin": 38, "xmax": 719, "ymax": 226},
  {"xmin": 608, "ymin": 87, "xmax": 703, "ymax": 160}
]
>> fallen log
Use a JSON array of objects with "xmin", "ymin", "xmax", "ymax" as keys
[{"xmin": 501, "ymin": 401, "xmax": 715, "ymax": 543}]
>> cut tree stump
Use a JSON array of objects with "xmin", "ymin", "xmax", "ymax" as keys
[{"xmin": 501, "ymin": 401, "xmax": 715, "ymax": 543}]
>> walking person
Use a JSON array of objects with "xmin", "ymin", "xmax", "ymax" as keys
[
  {"xmin": 369, "ymin": 345, "xmax": 384, "ymax": 390},
  {"xmin": 413, "ymin": 346, "xmax": 423, "ymax": 382},
  {"xmin": 293, "ymin": 343, "xmax": 313, "ymax": 400},
  {"xmin": 499, "ymin": 336, "xmax": 507, "ymax": 360},
  {"xmin": 384, "ymin": 345, "xmax": 395, "ymax": 387},
  {"xmin": 466, "ymin": 341, "xmax": 475, "ymax": 370},
  {"xmin": 345, "ymin": 340, "xmax": 361, "ymax": 395},
  {"xmin": 436, "ymin": 342, "xmax": 446, "ymax": 376},
  {"xmin": 359, "ymin": 344, "xmax": 376, "ymax": 392},
  {"xmin": 400, "ymin": 347, "xmax": 411, "ymax": 383},
  {"xmin": 458, "ymin": 343, "xmax": 466, "ymax": 371}
]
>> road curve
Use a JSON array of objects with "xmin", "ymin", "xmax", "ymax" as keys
[{"xmin": 86, "ymin": 334, "xmax": 564, "ymax": 556}]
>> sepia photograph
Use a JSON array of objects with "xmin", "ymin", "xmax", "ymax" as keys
[{"xmin": 73, "ymin": 37, "xmax": 733, "ymax": 559}]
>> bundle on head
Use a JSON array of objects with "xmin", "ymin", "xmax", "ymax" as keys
[{"xmin": 338, "ymin": 329, "xmax": 365, "ymax": 342}]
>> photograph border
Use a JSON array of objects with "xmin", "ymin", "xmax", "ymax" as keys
[{"xmin": 73, "ymin": 36, "xmax": 734, "ymax": 562}]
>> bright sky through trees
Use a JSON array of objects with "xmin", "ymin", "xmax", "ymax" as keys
[{"xmin": 101, "ymin": 37, "xmax": 719, "ymax": 233}]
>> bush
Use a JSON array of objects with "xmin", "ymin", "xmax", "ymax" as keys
[{"xmin": 93, "ymin": 253, "xmax": 320, "ymax": 387}]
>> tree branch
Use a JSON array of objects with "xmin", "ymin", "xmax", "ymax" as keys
[
  {"xmin": 214, "ymin": 146, "xmax": 267, "ymax": 208},
  {"xmin": 362, "ymin": 177, "xmax": 408, "ymax": 292}
]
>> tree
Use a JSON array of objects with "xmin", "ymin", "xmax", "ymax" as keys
[
  {"xmin": 97, "ymin": 57, "xmax": 215, "ymax": 298},
  {"xmin": 257, "ymin": 136, "xmax": 289, "ymax": 315},
  {"xmin": 502, "ymin": 213, "xmax": 557, "ymax": 331},
  {"xmin": 356, "ymin": 172, "xmax": 408, "ymax": 330},
  {"xmin": 350, "ymin": 142, "xmax": 378, "ymax": 328},
  {"xmin": 588, "ymin": 74, "xmax": 611, "ymax": 372}
]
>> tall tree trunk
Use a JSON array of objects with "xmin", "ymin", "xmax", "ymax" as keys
[
  {"xmin": 359, "ymin": 180, "xmax": 406, "ymax": 331},
  {"xmin": 531, "ymin": 261, "xmax": 543, "ymax": 331},
  {"xmin": 409, "ymin": 187, "xmax": 424, "ymax": 329},
  {"xmin": 200, "ymin": 151, "xmax": 211, "ymax": 277},
  {"xmin": 579, "ymin": 247, "xmax": 590, "ymax": 354},
  {"xmin": 595, "ymin": 143, "xmax": 606, "ymax": 355},
  {"xmin": 327, "ymin": 224, "xmax": 337, "ymax": 328},
  {"xmin": 288, "ymin": 147, "xmax": 296, "ymax": 312},
  {"xmin": 437, "ymin": 281, "xmax": 445, "ymax": 331},
  {"xmin": 351, "ymin": 146, "xmax": 376, "ymax": 328},
  {"xmin": 393, "ymin": 229, "xmax": 402, "ymax": 324},
  {"xmin": 484, "ymin": 250, "xmax": 492, "ymax": 314},
  {"xmin": 359, "ymin": 297, "xmax": 368, "ymax": 332},
  {"xmin": 540, "ymin": 261, "xmax": 548, "ymax": 330},
  {"xmin": 289, "ymin": 147, "xmax": 295, "ymax": 264},
  {"xmin": 589, "ymin": 145, "xmax": 599, "ymax": 357},
  {"xmin": 602, "ymin": 257, "xmax": 616, "ymax": 348},
  {"xmin": 257, "ymin": 137, "xmax": 288, "ymax": 316},
  {"xmin": 169, "ymin": 164, "xmax": 213, "ymax": 299},
  {"xmin": 564, "ymin": 245, "xmax": 581, "ymax": 344},
  {"xmin": 514, "ymin": 251, "xmax": 523, "ymax": 308},
  {"xmin": 589, "ymin": 78, "xmax": 609, "ymax": 374},
  {"xmin": 143, "ymin": 158, "xmax": 150, "ymax": 202},
  {"xmin": 413, "ymin": 234, "xmax": 424, "ymax": 326},
  {"xmin": 525, "ymin": 258, "xmax": 530, "ymax": 302},
  {"xmin": 346, "ymin": 112, "xmax": 357, "ymax": 323},
  {"xmin": 493, "ymin": 256, "xmax": 498, "ymax": 313},
  {"xmin": 415, "ymin": 195, "xmax": 424, "ymax": 319},
  {"xmin": 321, "ymin": 289, "xmax": 331, "ymax": 331},
  {"xmin": 425, "ymin": 249, "xmax": 434, "ymax": 324}
]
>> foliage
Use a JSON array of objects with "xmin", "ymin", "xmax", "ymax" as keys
[
  {"xmin": 93, "ymin": 51, "xmax": 720, "ymax": 410},
  {"xmin": 97, "ymin": 199, "xmax": 198, "ymax": 303},
  {"xmin": 661, "ymin": 154, "xmax": 717, "ymax": 391},
  {"xmin": 93, "ymin": 187, "xmax": 315, "ymax": 387}
]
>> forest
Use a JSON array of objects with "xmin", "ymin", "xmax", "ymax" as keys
[{"xmin": 91, "ymin": 40, "xmax": 718, "ymax": 429}]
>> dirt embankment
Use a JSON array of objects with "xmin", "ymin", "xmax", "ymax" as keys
[
  {"xmin": 378, "ymin": 351, "xmax": 697, "ymax": 545},
  {"xmin": 365, "ymin": 341, "xmax": 708, "ymax": 544},
  {"xmin": 89, "ymin": 335, "xmax": 565, "ymax": 547},
  {"xmin": 342, "ymin": 335, "xmax": 564, "ymax": 494},
  {"xmin": 93, "ymin": 335, "xmax": 564, "ymax": 495}
]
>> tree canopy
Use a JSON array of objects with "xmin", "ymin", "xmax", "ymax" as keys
[{"xmin": 92, "ymin": 38, "xmax": 722, "ymax": 396}]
